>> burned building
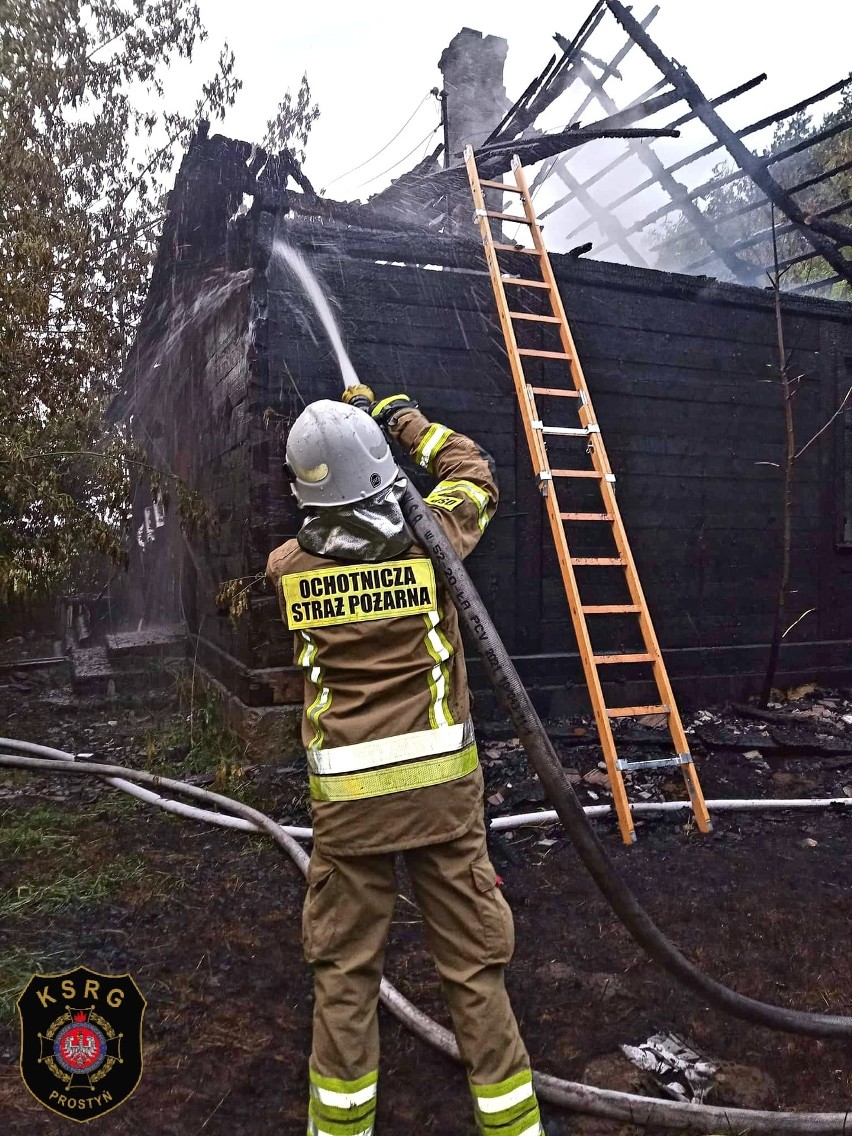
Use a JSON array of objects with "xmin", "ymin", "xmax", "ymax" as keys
[{"xmin": 108, "ymin": 12, "xmax": 852, "ymax": 751}]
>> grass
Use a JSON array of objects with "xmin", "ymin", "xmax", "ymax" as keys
[
  {"xmin": 139, "ymin": 682, "xmax": 253, "ymax": 801},
  {"xmin": 0, "ymin": 946, "xmax": 82, "ymax": 1023},
  {"xmin": 0, "ymin": 803, "xmax": 83, "ymax": 859},
  {"xmin": 0, "ymin": 800, "xmax": 181, "ymax": 922}
]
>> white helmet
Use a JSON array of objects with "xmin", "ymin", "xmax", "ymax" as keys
[{"xmin": 285, "ymin": 400, "xmax": 400, "ymax": 507}]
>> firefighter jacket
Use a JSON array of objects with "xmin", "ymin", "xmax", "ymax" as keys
[{"xmin": 266, "ymin": 408, "xmax": 498, "ymax": 856}]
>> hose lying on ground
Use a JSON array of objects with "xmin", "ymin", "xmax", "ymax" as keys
[
  {"xmin": 1, "ymin": 740, "xmax": 850, "ymax": 1134},
  {"xmin": 399, "ymin": 482, "xmax": 852, "ymax": 1040}
]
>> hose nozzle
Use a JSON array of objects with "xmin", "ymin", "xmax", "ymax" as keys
[{"xmin": 342, "ymin": 384, "xmax": 375, "ymax": 413}]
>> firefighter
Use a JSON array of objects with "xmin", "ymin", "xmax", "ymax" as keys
[{"xmin": 266, "ymin": 389, "xmax": 544, "ymax": 1136}]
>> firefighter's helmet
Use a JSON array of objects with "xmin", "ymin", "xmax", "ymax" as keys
[{"xmin": 285, "ymin": 399, "xmax": 400, "ymax": 507}]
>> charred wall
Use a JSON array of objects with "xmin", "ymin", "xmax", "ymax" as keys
[
  {"xmin": 117, "ymin": 132, "xmax": 852, "ymax": 717},
  {"xmin": 247, "ymin": 219, "xmax": 852, "ymax": 713}
]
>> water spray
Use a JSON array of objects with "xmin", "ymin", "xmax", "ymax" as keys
[{"xmin": 271, "ymin": 242, "xmax": 361, "ymax": 389}]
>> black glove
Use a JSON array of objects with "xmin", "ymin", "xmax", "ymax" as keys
[{"xmin": 370, "ymin": 393, "xmax": 419, "ymax": 431}]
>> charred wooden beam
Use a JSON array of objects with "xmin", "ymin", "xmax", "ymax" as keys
[
  {"xmin": 582, "ymin": 84, "xmax": 684, "ymax": 130},
  {"xmin": 789, "ymin": 273, "xmax": 844, "ymax": 294},
  {"xmin": 528, "ymin": 5, "xmax": 662, "ymax": 197},
  {"xmin": 575, "ymin": 47, "xmax": 622, "ymax": 77},
  {"xmin": 547, "ymin": 73, "xmax": 766, "ymax": 237},
  {"xmin": 775, "ymin": 247, "xmax": 822, "ymax": 273},
  {"xmin": 685, "ymin": 196, "xmax": 852, "ymax": 270},
  {"xmin": 474, "ymin": 124, "xmax": 679, "ymax": 173},
  {"xmin": 543, "ymin": 59, "xmax": 757, "ymax": 283},
  {"xmin": 605, "ymin": 0, "xmax": 852, "ymax": 285},
  {"xmin": 657, "ymin": 126, "xmax": 852, "ymax": 250},
  {"xmin": 550, "ymin": 157, "xmax": 650, "ymax": 268},
  {"xmin": 485, "ymin": 2, "xmax": 606, "ymax": 145},
  {"xmin": 559, "ymin": 7, "xmax": 661, "ymax": 134},
  {"xmin": 599, "ymin": 73, "xmax": 852, "ymax": 221}
]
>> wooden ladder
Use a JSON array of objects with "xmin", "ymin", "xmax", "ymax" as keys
[{"xmin": 465, "ymin": 146, "xmax": 712, "ymax": 845}]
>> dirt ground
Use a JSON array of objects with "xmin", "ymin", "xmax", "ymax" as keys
[{"xmin": 1, "ymin": 638, "xmax": 851, "ymax": 1134}]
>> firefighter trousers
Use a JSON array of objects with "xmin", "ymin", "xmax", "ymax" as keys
[{"xmin": 303, "ymin": 816, "xmax": 543, "ymax": 1135}]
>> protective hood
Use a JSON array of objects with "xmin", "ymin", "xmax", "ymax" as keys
[{"xmin": 297, "ymin": 479, "xmax": 413, "ymax": 563}]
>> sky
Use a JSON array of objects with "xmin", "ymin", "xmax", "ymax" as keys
[{"xmin": 168, "ymin": 0, "xmax": 852, "ymax": 256}]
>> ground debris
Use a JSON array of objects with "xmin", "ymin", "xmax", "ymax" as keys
[{"xmin": 621, "ymin": 1031, "xmax": 716, "ymax": 1103}]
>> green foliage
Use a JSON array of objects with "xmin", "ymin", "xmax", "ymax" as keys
[
  {"xmin": 141, "ymin": 680, "xmax": 250, "ymax": 797},
  {"xmin": 0, "ymin": 1, "xmax": 241, "ymax": 600},
  {"xmin": 215, "ymin": 571, "xmax": 268, "ymax": 624},
  {"xmin": 653, "ymin": 97, "xmax": 852, "ymax": 296},
  {"xmin": 0, "ymin": 947, "xmax": 81, "ymax": 1023},
  {"xmin": 0, "ymin": 800, "xmax": 176, "ymax": 928},
  {"xmin": 263, "ymin": 72, "xmax": 320, "ymax": 164}
]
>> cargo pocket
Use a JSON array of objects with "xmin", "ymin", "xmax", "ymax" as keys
[
  {"xmin": 470, "ymin": 850, "xmax": 515, "ymax": 965},
  {"xmin": 302, "ymin": 858, "xmax": 340, "ymax": 964}
]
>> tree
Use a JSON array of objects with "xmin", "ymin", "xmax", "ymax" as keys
[
  {"xmin": 0, "ymin": 0, "xmax": 241, "ymax": 600},
  {"xmin": 263, "ymin": 72, "xmax": 320, "ymax": 165},
  {"xmin": 652, "ymin": 98, "xmax": 852, "ymax": 297}
]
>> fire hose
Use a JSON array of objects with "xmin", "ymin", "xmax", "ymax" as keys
[
  {"xmin": 396, "ymin": 480, "xmax": 852, "ymax": 1042},
  {"xmin": 1, "ymin": 738, "xmax": 851, "ymax": 1134},
  {"xmin": 278, "ymin": 244, "xmax": 852, "ymax": 1036}
]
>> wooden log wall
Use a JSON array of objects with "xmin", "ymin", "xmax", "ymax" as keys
[{"xmin": 242, "ymin": 220, "xmax": 852, "ymax": 711}]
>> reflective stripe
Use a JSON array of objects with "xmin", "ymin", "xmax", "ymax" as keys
[
  {"xmin": 312, "ymin": 1082, "xmax": 377, "ymax": 1109},
  {"xmin": 298, "ymin": 632, "xmax": 332, "ymax": 748},
  {"xmin": 307, "ymin": 681, "xmax": 332, "ymax": 749},
  {"xmin": 309, "ymin": 1068, "xmax": 378, "ymax": 1096},
  {"xmin": 308, "ymin": 722, "xmax": 468, "ymax": 775},
  {"xmin": 298, "ymin": 631, "xmax": 317, "ymax": 668},
  {"xmin": 310, "ymin": 742, "xmax": 478, "ymax": 802},
  {"xmin": 433, "ymin": 478, "xmax": 491, "ymax": 531},
  {"xmin": 371, "ymin": 394, "xmax": 409, "ymax": 418},
  {"xmin": 307, "ymin": 1120, "xmax": 373, "ymax": 1136},
  {"xmin": 476, "ymin": 1081, "xmax": 534, "ymax": 1114},
  {"xmin": 302, "ymin": 634, "xmax": 331, "ymax": 749},
  {"xmin": 472, "ymin": 1070, "xmax": 541, "ymax": 1133},
  {"xmin": 414, "ymin": 423, "xmax": 453, "ymax": 471},
  {"xmin": 422, "ymin": 609, "xmax": 454, "ymax": 729},
  {"xmin": 472, "ymin": 1069, "xmax": 534, "ymax": 1104}
]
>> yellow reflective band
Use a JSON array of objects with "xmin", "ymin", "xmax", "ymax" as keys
[
  {"xmin": 435, "ymin": 478, "xmax": 491, "ymax": 531},
  {"xmin": 297, "ymin": 631, "xmax": 317, "ymax": 668},
  {"xmin": 309, "ymin": 722, "xmax": 469, "ymax": 775},
  {"xmin": 306, "ymin": 675, "xmax": 332, "ymax": 750},
  {"xmin": 310, "ymin": 742, "xmax": 479, "ymax": 802},
  {"xmin": 475, "ymin": 1080, "xmax": 534, "ymax": 1114},
  {"xmin": 414, "ymin": 423, "xmax": 453, "ymax": 471},
  {"xmin": 371, "ymin": 394, "xmax": 410, "ymax": 418},
  {"xmin": 422, "ymin": 609, "xmax": 454, "ymax": 729},
  {"xmin": 282, "ymin": 558, "xmax": 437, "ymax": 629}
]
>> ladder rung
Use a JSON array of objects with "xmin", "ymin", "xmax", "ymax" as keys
[
  {"xmin": 616, "ymin": 754, "xmax": 692, "ymax": 773},
  {"xmin": 481, "ymin": 180, "xmax": 524, "ymax": 193},
  {"xmin": 607, "ymin": 704, "xmax": 670, "ymax": 718},
  {"xmin": 518, "ymin": 349, "xmax": 571, "ymax": 360},
  {"xmin": 552, "ymin": 468, "xmax": 600, "ymax": 476},
  {"xmin": 560, "ymin": 512, "xmax": 613, "ymax": 521},
  {"xmin": 582, "ymin": 605, "xmax": 641, "ymax": 614},
  {"xmin": 530, "ymin": 388, "xmax": 580, "ymax": 399},
  {"xmin": 487, "ymin": 211, "xmax": 533, "ymax": 224},
  {"xmin": 592, "ymin": 652, "xmax": 655, "ymax": 664},
  {"xmin": 540, "ymin": 426, "xmax": 594, "ymax": 437},
  {"xmin": 500, "ymin": 276, "xmax": 550, "ymax": 289},
  {"xmin": 493, "ymin": 243, "xmax": 540, "ymax": 254},
  {"xmin": 571, "ymin": 557, "xmax": 625, "ymax": 565},
  {"xmin": 508, "ymin": 312, "xmax": 561, "ymax": 323}
]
